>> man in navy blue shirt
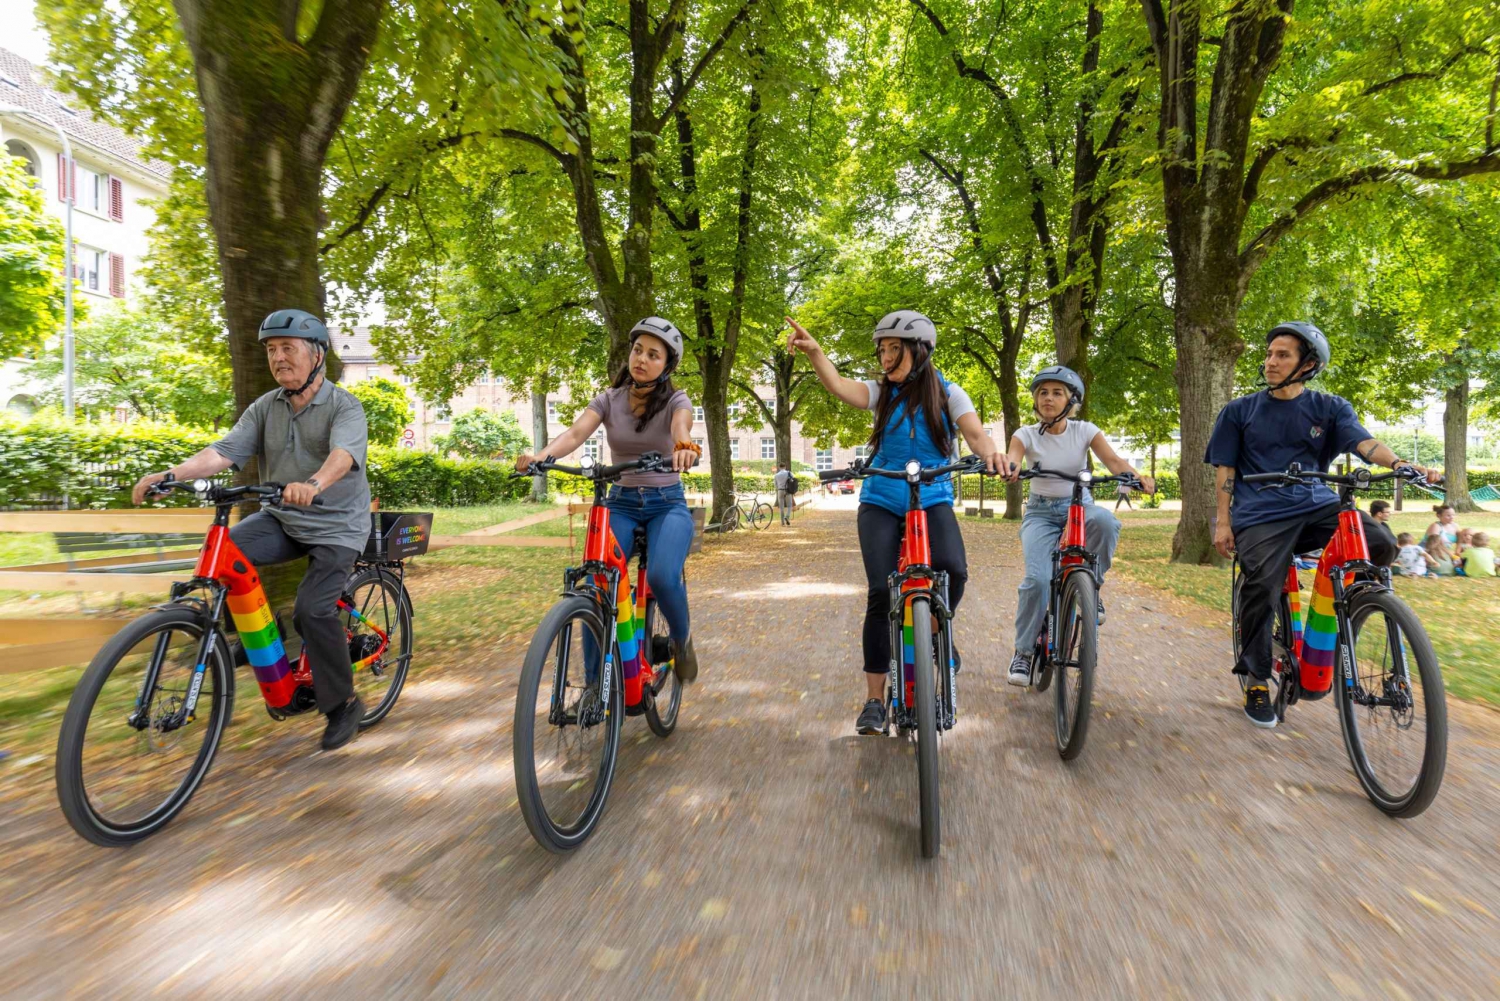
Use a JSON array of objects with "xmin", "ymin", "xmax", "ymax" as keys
[{"xmin": 1205, "ymin": 323, "xmax": 1438, "ymax": 729}]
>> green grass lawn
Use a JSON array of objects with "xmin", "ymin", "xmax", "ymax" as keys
[{"xmin": 1111, "ymin": 508, "xmax": 1500, "ymax": 706}]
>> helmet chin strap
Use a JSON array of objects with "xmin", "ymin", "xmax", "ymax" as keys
[
  {"xmin": 1034, "ymin": 394, "xmax": 1078, "ymax": 433},
  {"xmin": 1259, "ymin": 354, "xmax": 1317, "ymax": 393},
  {"xmin": 289, "ymin": 346, "xmax": 326, "ymax": 399}
]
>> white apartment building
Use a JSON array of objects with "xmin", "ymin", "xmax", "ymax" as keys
[{"xmin": 0, "ymin": 46, "xmax": 171, "ymax": 413}]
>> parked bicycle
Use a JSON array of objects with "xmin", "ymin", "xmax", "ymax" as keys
[
  {"xmin": 1020, "ymin": 467, "xmax": 1142, "ymax": 760},
  {"xmin": 511, "ymin": 451, "xmax": 687, "ymax": 852},
  {"xmin": 55, "ymin": 478, "xmax": 418, "ymax": 846},
  {"xmin": 819, "ymin": 453, "xmax": 990, "ymax": 858},
  {"xmin": 1230, "ymin": 463, "xmax": 1447, "ymax": 817},
  {"xmin": 720, "ymin": 491, "xmax": 773, "ymax": 532}
]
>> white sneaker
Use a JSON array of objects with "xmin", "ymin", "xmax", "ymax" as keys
[{"xmin": 1007, "ymin": 653, "xmax": 1032, "ymax": 687}]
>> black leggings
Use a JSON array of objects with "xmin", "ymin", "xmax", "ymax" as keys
[{"xmin": 857, "ymin": 503, "xmax": 968, "ymax": 674}]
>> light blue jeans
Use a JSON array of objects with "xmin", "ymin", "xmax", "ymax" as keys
[{"xmin": 1013, "ymin": 494, "xmax": 1121, "ymax": 656}]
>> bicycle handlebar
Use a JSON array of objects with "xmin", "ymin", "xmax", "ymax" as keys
[
  {"xmin": 818, "ymin": 454, "xmax": 992, "ymax": 484},
  {"xmin": 1241, "ymin": 462, "xmax": 1433, "ymax": 490},
  {"xmin": 514, "ymin": 450, "xmax": 684, "ymax": 482},
  {"xmin": 1020, "ymin": 466, "xmax": 1145, "ymax": 491},
  {"xmin": 146, "ymin": 476, "xmax": 325, "ymax": 507}
]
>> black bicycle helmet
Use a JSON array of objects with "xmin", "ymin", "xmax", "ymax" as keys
[{"xmin": 1265, "ymin": 322, "xmax": 1330, "ymax": 386}]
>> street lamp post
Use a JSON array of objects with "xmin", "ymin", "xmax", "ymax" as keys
[{"xmin": 0, "ymin": 105, "xmax": 74, "ymax": 419}]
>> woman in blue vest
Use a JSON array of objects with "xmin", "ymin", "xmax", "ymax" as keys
[{"xmin": 787, "ymin": 311, "xmax": 1002, "ymax": 735}]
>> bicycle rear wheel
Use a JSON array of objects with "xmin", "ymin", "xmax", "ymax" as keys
[
  {"xmin": 1054, "ymin": 572, "xmax": 1097, "ymax": 760},
  {"xmin": 910, "ymin": 597, "xmax": 940, "ymax": 859},
  {"xmin": 512, "ymin": 595, "xmax": 623, "ymax": 852},
  {"xmin": 344, "ymin": 566, "xmax": 413, "ymax": 727},
  {"xmin": 643, "ymin": 595, "xmax": 682, "ymax": 737},
  {"xmin": 55, "ymin": 606, "xmax": 233, "ymax": 846},
  {"xmin": 750, "ymin": 502, "xmax": 773, "ymax": 530},
  {"xmin": 1338, "ymin": 590, "xmax": 1447, "ymax": 817}
]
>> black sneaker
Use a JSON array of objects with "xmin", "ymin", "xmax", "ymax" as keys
[
  {"xmin": 321, "ymin": 695, "xmax": 365, "ymax": 750},
  {"xmin": 1244, "ymin": 685, "xmax": 1277, "ymax": 729},
  {"xmin": 1007, "ymin": 652, "xmax": 1032, "ymax": 687},
  {"xmin": 671, "ymin": 635, "xmax": 699, "ymax": 683},
  {"xmin": 855, "ymin": 698, "xmax": 887, "ymax": 735}
]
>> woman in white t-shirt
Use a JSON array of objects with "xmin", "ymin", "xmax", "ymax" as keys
[{"xmin": 999, "ymin": 365, "xmax": 1154, "ymax": 686}]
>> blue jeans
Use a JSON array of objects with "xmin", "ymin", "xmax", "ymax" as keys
[
  {"xmin": 1013, "ymin": 494, "xmax": 1120, "ymax": 657},
  {"xmin": 603, "ymin": 483, "xmax": 694, "ymax": 642},
  {"xmin": 579, "ymin": 484, "xmax": 694, "ymax": 684}
]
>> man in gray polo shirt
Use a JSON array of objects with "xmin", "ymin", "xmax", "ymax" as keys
[{"xmin": 132, "ymin": 309, "xmax": 372, "ymax": 750}]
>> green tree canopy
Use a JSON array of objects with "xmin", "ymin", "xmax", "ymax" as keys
[
  {"xmin": 433, "ymin": 407, "xmax": 531, "ymax": 459},
  {"xmin": 0, "ymin": 154, "xmax": 69, "ymax": 359},
  {"xmin": 346, "ymin": 376, "xmax": 414, "ymax": 446}
]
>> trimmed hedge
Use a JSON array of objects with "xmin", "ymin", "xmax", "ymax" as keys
[
  {"xmin": 0, "ymin": 414, "xmax": 217, "ymax": 509},
  {"xmin": 955, "ymin": 470, "xmax": 1181, "ymax": 501}
]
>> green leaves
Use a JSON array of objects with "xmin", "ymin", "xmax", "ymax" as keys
[{"xmin": 0, "ymin": 156, "xmax": 68, "ymax": 359}]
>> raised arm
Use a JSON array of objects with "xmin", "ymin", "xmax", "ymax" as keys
[
  {"xmin": 785, "ymin": 317, "xmax": 871, "ymax": 410},
  {"xmin": 131, "ymin": 445, "xmax": 236, "ymax": 505},
  {"xmin": 955, "ymin": 412, "xmax": 1001, "ymax": 472},
  {"xmin": 1353, "ymin": 438, "xmax": 1441, "ymax": 481}
]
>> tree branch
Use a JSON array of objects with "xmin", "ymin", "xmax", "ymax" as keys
[
  {"xmin": 1240, "ymin": 150, "xmax": 1500, "ymax": 284},
  {"xmin": 652, "ymin": 0, "xmax": 757, "ymax": 131},
  {"xmin": 496, "ymin": 128, "xmax": 570, "ymax": 165}
]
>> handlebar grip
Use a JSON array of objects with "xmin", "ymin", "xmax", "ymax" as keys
[
  {"xmin": 312, "ymin": 497, "xmax": 325, "ymax": 507},
  {"xmin": 1241, "ymin": 472, "xmax": 1288, "ymax": 484},
  {"xmin": 818, "ymin": 470, "xmax": 847, "ymax": 483}
]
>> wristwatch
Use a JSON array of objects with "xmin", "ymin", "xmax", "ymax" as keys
[{"xmin": 306, "ymin": 476, "xmax": 322, "ymax": 491}]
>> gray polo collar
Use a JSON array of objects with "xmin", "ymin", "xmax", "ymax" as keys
[{"xmin": 273, "ymin": 377, "xmax": 334, "ymax": 408}]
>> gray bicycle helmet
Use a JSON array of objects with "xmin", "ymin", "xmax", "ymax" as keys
[
  {"xmin": 871, "ymin": 310, "xmax": 937, "ymax": 348},
  {"xmin": 1030, "ymin": 364, "xmax": 1085, "ymax": 401},
  {"xmin": 1266, "ymin": 322, "xmax": 1330, "ymax": 381},
  {"xmin": 629, "ymin": 316, "xmax": 684, "ymax": 365},
  {"xmin": 258, "ymin": 309, "xmax": 330, "ymax": 346}
]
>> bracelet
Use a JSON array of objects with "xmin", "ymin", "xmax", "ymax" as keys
[{"xmin": 674, "ymin": 440, "xmax": 703, "ymax": 458}]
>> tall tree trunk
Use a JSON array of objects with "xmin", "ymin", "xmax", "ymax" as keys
[
  {"xmin": 530, "ymin": 389, "xmax": 550, "ymax": 503},
  {"xmin": 998, "ymin": 324, "xmax": 1024, "ymax": 521},
  {"xmin": 172, "ymin": 0, "xmax": 382, "ymax": 632},
  {"xmin": 1171, "ymin": 291, "xmax": 1244, "ymax": 564},
  {"xmin": 1443, "ymin": 371, "xmax": 1478, "ymax": 512}
]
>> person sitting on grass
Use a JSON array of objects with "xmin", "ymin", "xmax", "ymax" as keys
[
  {"xmin": 1424, "ymin": 531, "xmax": 1456, "ymax": 576},
  {"xmin": 1454, "ymin": 527, "xmax": 1474, "ymax": 575},
  {"xmin": 1466, "ymin": 532, "xmax": 1496, "ymax": 577},
  {"xmin": 1369, "ymin": 499, "xmax": 1392, "ymax": 525},
  {"xmin": 1395, "ymin": 533, "xmax": 1436, "ymax": 578}
]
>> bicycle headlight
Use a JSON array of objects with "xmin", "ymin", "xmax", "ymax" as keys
[
  {"xmin": 580, "ymin": 453, "xmax": 595, "ymax": 472},
  {"xmin": 192, "ymin": 478, "xmax": 212, "ymax": 496},
  {"xmin": 1079, "ymin": 470, "xmax": 1093, "ymax": 485},
  {"xmin": 905, "ymin": 459, "xmax": 922, "ymax": 478}
]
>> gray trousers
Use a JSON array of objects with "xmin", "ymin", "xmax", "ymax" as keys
[
  {"xmin": 776, "ymin": 489, "xmax": 793, "ymax": 523},
  {"xmin": 230, "ymin": 512, "xmax": 359, "ymax": 713}
]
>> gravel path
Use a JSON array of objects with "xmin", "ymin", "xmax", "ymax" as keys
[{"xmin": 2, "ymin": 508, "xmax": 1498, "ymax": 999}]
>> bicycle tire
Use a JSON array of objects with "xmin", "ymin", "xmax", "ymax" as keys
[
  {"xmin": 643, "ymin": 595, "xmax": 682, "ymax": 737},
  {"xmin": 512, "ymin": 595, "xmax": 623, "ymax": 853},
  {"xmin": 56, "ymin": 605, "xmax": 234, "ymax": 847},
  {"xmin": 723, "ymin": 504, "xmax": 742, "ymax": 533},
  {"xmin": 1231, "ymin": 569, "xmax": 1294, "ymax": 702},
  {"xmin": 345, "ymin": 566, "xmax": 414, "ymax": 728},
  {"xmin": 910, "ymin": 597, "xmax": 940, "ymax": 859},
  {"xmin": 1054, "ymin": 571, "xmax": 1097, "ymax": 760},
  {"xmin": 750, "ymin": 502, "xmax": 773, "ymax": 531},
  {"xmin": 1338, "ymin": 590, "xmax": 1447, "ymax": 818}
]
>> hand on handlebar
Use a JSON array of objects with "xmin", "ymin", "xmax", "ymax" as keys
[
  {"xmin": 132, "ymin": 471, "xmax": 173, "ymax": 506},
  {"xmin": 999, "ymin": 459, "xmax": 1021, "ymax": 484},
  {"xmin": 282, "ymin": 481, "xmax": 321, "ymax": 507},
  {"xmin": 514, "ymin": 452, "xmax": 537, "ymax": 475}
]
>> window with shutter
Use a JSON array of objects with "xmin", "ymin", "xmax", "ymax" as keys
[
  {"xmin": 56, "ymin": 153, "xmax": 67, "ymax": 201},
  {"xmin": 109, "ymin": 177, "xmax": 124, "ymax": 221},
  {"xmin": 109, "ymin": 254, "xmax": 125, "ymax": 298}
]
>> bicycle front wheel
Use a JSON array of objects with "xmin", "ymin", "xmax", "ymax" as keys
[
  {"xmin": 55, "ymin": 606, "xmax": 234, "ymax": 846},
  {"xmin": 1338, "ymin": 590, "xmax": 1447, "ymax": 817},
  {"xmin": 513, "ymin": 595, "xmax": 622, "ymax": 852},
  {"xmin": 1054, "ymin": 571, "xmax": 1097, "ymax": 760},
  {"xmin": 345, "ymin": 566, "xmax": 413, "ymax": 727},
  {"xmin": 910, "ymin": 597, "xmax": 940, "ymax": 859},
  {"xmin": 750, "ymin": 503, "xmax": 773, "ymax": 531}
]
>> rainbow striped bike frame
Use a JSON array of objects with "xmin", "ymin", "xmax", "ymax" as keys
[
  {"xmin": 1268, "ymin": 507, "xmax": 1372, "ymax": 702},
  {"xmin": 146, "ymin": 503, "xmax": 390, "ymax": 728},
  {"xmin": 573, "ymin": 501, "xmax": 672, "ymax": 713}
]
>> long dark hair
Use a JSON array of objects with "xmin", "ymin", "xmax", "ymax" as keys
[
  {"xmin": 611, "ymin": 361, "xmax": 680, "ymax": 433},
  {"xmin": 867, "ymin": 342, "xmax": 951, "ymax": 459}
]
